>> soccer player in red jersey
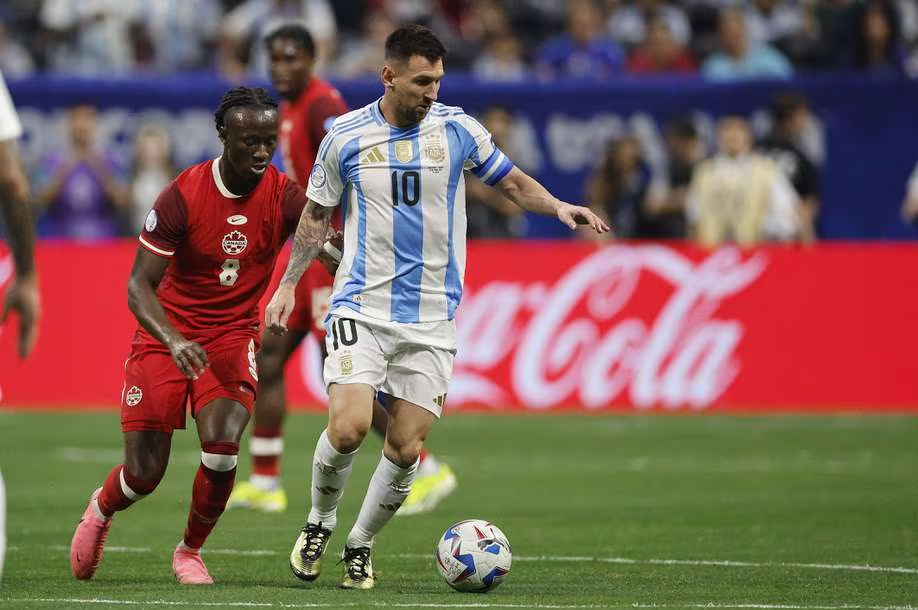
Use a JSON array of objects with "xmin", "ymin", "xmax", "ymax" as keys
[
  {"xmin": 229, "ymin": 23, "xmax": 457, "ymax": 516},
  {"xmin": 69, "ymin": 87, "xmax": 305, "ymax": 585}
]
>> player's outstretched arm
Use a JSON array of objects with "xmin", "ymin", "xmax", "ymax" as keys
[
  {"xmin": 494, "ymin": 166, "xmax": 611, "ymax": 234},
  {"xmin": 265, "ymin": 199, "xmax": 334, "ymax": 333},
  {"xmin": 127, "ymin": 247, "xmax": 208, "ymax": 379},
  {"xmin": 0, "ymin": 140, "xmax": 39, "ymax": 358}
]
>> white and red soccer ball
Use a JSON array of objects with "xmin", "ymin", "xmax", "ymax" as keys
[{"xmin": 436, "ymin": 519, "xmax": 512, "ymax": 592}]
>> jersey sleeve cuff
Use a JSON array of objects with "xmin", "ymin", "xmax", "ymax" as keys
[
  {"xmin": 308, "ymin": 196, "xmax": 340, "ymax": 208},
  {"xmin": 139, "ymin": 234, "xmax": 175, "ymax": 257},
  {"xmin": 471, "ymin": 150, "xmax": 514, "ymax": 186}
]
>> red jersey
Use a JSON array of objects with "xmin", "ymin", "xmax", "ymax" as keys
[
  {"xmin": 279, "ymin": 77, "xmax": 348, "ymax": 188},
  {"xmin": 626, "ymin": 49, "xmax": 697, "ymax": 74},
  {"xmin": 279, "ymin": 77, "xmax": 347, "ymax": 230},
  {"xmin": 137, "ymin": 159, "xmax": 305, "ymax": 339}
]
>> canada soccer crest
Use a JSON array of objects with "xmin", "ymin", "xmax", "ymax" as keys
[
  {"xmin": 125, "ymin": 386, "xmax": 143, "ymax": 406},
  {"xmin": 222, "ymin": 230, "xmax": 248, "ymax": 255}
]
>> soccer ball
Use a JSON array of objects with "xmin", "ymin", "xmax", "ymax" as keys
[{"xmin": 435, "ymin": 519, "xmax": 512, "ymax": 592}]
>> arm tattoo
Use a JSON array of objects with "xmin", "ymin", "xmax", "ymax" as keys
[
  {"xmin": 0, "ymin": 179, "xmax": 35, "ymax": 277},
  {"xmin": 281, "ymin": 200, "xmax": 332, "ymax": 287}
]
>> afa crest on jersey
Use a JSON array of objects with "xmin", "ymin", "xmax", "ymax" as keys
[
  {"xmin": 424, "ymin": 143, "xmax": 445, "ymax": 163},
  {"xmin": 423, "ymin": 133, "xmax": 445, "ymax": 163}
]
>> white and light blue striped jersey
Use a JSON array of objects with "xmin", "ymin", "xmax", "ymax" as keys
[{"xmin": 306, "ymin": 98, "xmax": 514, "ymax": 324}]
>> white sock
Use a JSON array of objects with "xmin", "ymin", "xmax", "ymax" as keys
[
  {"xmin": 417, "ymin": 453, "xmax": 440, "ymax": 477},
  {"xmin": 176, "ymin": 540, "xmax": 200, "ymax": 554},
  {"xmin": 249, "ymin": 436, "xmax": 283, "ymax": 492},
  {"xmin": 250, "ymin": 474, "xmax": 279, "ymax": 491},
  {"xmin": 346, "ymin": 454, "xmax": 418, "ymax": 549},
  {"xmin": 307, "ymin": 429, "xmax": 357, "ymax": 531},
  {"xmin": 90, "ymin": 498, "xmax": 109, "ymax": 522}
]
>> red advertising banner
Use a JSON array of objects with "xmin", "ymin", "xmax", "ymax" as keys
[{"xmin": 1, "ymin": 241, "xmax": 916, "ymax": 411}]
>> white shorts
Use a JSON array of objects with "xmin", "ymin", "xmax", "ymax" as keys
[{"xmin": 323, "ymin": 310, "xmax": 456, "ymax": 417}]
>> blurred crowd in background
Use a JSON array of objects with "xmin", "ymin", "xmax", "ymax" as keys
[
  {"xmin": 1, "ymin": 0, "xmax": 916, "ymax": 80},
  {"xmin": 20, "ymin": 86, "xmax": 827, "ymax": 246},
  {"xmin": 2, "ymin": 0, "xmax": 916, "ymax": 245}
]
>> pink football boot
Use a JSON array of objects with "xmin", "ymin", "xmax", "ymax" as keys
[
  {"xmin": 173, "ymin": 545, "xmax": 214, "ymax": 585},
  {"xmin": 70, "ymin": 488, "xmax": 113, "ymax": 580}
]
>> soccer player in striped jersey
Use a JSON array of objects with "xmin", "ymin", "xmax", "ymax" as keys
[
  {"xmin": 267, "ymin": 25, "xmax": 610, "ymax": 589},
  {"xmin": 228, "ymin": 22, "xmax": 457, "ymax": 516}
]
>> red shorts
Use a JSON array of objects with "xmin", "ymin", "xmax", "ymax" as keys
[
  {"xmin": 286, "ymin": 261, "xmax": 334, "ymax": 336},
  {"xmin": 121, "ymin": 328, "xmax": 260, "ymax": 433}
]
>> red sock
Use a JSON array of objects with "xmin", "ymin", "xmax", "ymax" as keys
[
  {"xmin": 419, "ymin": 448, "xmax": 429, "ymax": 465},
  {"xmin": 251, "ymin": 426, "xmax": 282, "ymax": 477},
  {"xmin": 184, "ymin": 441, "xmax": 238, "ymax": 550},
  {"xmin": 97, "ymin": 465, "xmax": 158, "ymax": 517}
]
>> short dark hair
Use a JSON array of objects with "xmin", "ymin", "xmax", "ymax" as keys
[
  {"xmin": 664, "ymin": 115, "xmax": 698, "ymax": 140},
  {"xmin": 385, "ymin": 24, "xmax": 447, "ymax": 64},
  {"xmin": 770, "ymin": 91, "xmax": 809, "ymax": 125},
  {"xmin": 264, "ymin": 22, "xmax": 316, "ymax": 58},
  {"xmin": 214, "ymin": 87, "xmax": 278, "ymax": 132}
]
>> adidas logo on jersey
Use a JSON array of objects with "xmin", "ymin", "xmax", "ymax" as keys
[{"xmin": 360, "ymin": 147, "xmax": 385, "ymax": 165}]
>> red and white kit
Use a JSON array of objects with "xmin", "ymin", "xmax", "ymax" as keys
[
  {"xmin": 276, "ymin": 76, "xmax": 347, "ymax": 336},
  {"xmin": 123, "ymin": 160, "xmax": 304, "ymax": 432}
]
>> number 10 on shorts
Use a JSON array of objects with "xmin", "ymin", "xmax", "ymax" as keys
[{"xmin": 330, "ymin": 318, "xmax": 358, "ymax": 350}]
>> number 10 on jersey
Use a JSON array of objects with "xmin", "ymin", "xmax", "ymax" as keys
[{"xmin": 391, "ymin": 170, "xmax": 420, "ymax": 207}]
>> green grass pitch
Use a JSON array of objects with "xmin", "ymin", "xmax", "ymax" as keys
[{"xmin": 0, "ymin": 411, "xmax": 916, "ymax": 609}]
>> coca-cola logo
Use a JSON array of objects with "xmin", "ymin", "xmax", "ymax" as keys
[
  {"xmin": 451, "ymin": 245, "xmax": 767, "ymax": 410},
  {"xmin": 292, "ymin": 245, "xmax": 768, "ymax": 411}
]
